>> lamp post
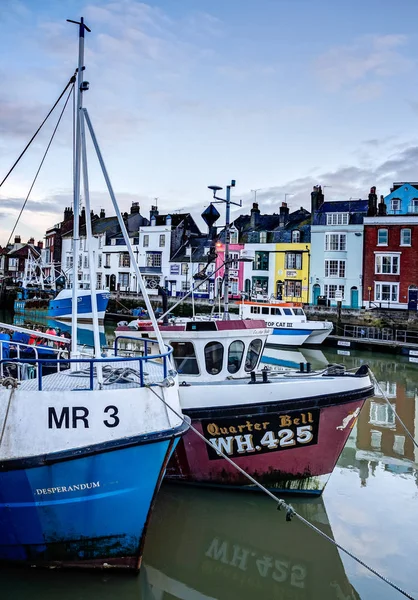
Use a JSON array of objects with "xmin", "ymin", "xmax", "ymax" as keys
[{"xmin": 208, "ymin": 180, "xmax": 242, "ymax": 320}]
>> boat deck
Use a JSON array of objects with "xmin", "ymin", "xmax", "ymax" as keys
[{"xmin": 18, "ymin": 358, "xmax": 167, "ymax": 392}]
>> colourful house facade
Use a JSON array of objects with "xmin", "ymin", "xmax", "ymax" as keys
[
  {"xmin": 214, "ymin": 242, "xmax": 245, "ymax": 299},
  {"xmin": 274, "ymin": 242, "xmax": 310, "ymax": 303}
]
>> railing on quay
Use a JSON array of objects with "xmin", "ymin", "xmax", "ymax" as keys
[
  {"xmin": 0, "ymin": 336, "xmax": 173, "ymax": 391},
  {"xmin": 342, "ymin": 324, "xmax": 418, "ymax": 345}
]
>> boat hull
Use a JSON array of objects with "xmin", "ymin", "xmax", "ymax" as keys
[
  {"xmin": 267, "ymin": 328, "xmax": 311, "ymax": 346},
  {"xmin": 47, "ymin": 291, "xmax": 110, "ymax": 321},
  {"xmin": 166, "ymin": 388, "xmax": 371, "ymax": 495},
  {"xmin": 0, "ymin": 423, "xmax": 187, "ymax": 571}
]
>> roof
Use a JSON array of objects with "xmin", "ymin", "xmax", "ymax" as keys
[
  {"xmin": 170, "ymin": 235, "xmax": 213, "ymax": 262},
  {"xmin": 313, "ymin": 199, "xmax": 369, "ymax": 226}
]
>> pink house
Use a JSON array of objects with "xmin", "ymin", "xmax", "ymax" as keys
[{"xmin": 214, "ymin": 241, "xmax": 245, "ymax": 299}]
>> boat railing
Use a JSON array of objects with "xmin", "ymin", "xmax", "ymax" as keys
[
  {"xmin": 0, "ymin": 338, "xmax": 173, "ymax": 391},
  {"xmin": 0, "ymin": 339, "xmax": 67, "ymax": 379}
]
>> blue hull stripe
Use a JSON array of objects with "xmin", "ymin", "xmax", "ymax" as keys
[
  {"xmin": 272, "ymin": 328, "xmax": 313, "ymax": 336},
  {"xmin": 48, "ymin": 293, "xmax": 109, "ymax": 318}
]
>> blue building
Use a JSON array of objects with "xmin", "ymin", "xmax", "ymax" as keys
[
  {"xmin": 309, "ymin": 186, "xmax": 369, "ymax": 308},
  {"xmin": 383, "ymin": 182, "xmax": 418, "ymax": 215}
]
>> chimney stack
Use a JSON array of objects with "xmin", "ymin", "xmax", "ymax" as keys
[
  {"xmin": 250, "ymin": 202, "xmax": 260, "ymax": 229},
  {"xmin": 368, "ymin": 186, "xmax": 378, "ymax": 217},
  {"xmin": 130, "ymin": 202, "xmax": 140, "ymax": 214},
  {"xmin": 378, "ymin": 195, "xmax": 387, "ymax": 216},
  {"xmin": 28, "ymin": 237, "xmax": 35, "ymax": 245},
  {"xmin": 150, "ymin": 205, "xmax": 159, "ymax": 221},
  {"xmin": 14, "ymin": 235, "xmax": 21, "ymax": 244},
  {"xmin": 279, "ymin": 201, "xmax": 290, "ymax": 226},
  {"xmin": 37, "ymin": 241, "xmax": 43, "ymax": 249},
  {"xmin": 310, "ymin": 185, "xmax": 324, "ymax": 215}
]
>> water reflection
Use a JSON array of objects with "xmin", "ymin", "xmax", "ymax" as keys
[{"xmin": 0, "ymin": 485, "xmax": 359, "ymax": 600}]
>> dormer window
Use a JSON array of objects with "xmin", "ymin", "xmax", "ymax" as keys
[
  {"xmin": 391, "ymin": 198, "xmax": 401, "ymax": 213},
  {"xmin": 291, "ymin": 230, "xmax": 300, "ymax": 243},
  {"xmin": 326, "ymin": 213, "xmax": 349, "ymax": 225},
  {"xmin": 259, "ymin": 231, "xmax": 267, "ymax": 243},
  {"xmin": 229, "ymin": 227, "xmax": 238, "ymax": 244}
]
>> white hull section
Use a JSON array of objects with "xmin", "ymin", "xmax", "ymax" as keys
[{"xmin": 267, "ymin": 330, "xmax": 310, "ymax": 346}]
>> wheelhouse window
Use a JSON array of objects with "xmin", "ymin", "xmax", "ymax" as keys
[
  {"xmin": 325, "ymin": 233, "xmax": 346, "ymax": 251},
  {"xmin": 171, "ymin": 341, "xmax": 199, "ymax": 375},
  {"xmin": 204, "ymin": 341, "xmax": 224, "ymax": 375},
  {"xmin": 401, "ymin": 228, "xmax": 411, "ymax": 246},
  {"xmin": 375, "ymin": 254, "xmax": 399, "ymax": 275},
  {"xmin": 245, "ymin": 339, "xmax": 263, "ymax": 372},
  {"xmin": 250, "ymin": 306, "xmax": 261, "ymax": 314},
  {"xmin": 228, "ymin": 340, "xmax": 245, "ymax": 374},
  {"xmin": 261, "ymin": 307, "xmax": 269, "ymax": 315},
  {"xmin": 377, "ymin": 229, "xmax": 388, "ymax": 245},
  {"xmin": 271, "ymin": 307, "xmax": 282, "ymax": 315}
]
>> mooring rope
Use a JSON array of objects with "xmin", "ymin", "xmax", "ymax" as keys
[
  {"xmin": 146, "ymin": 381, "xmax": 416, "ymax": 600},
  {"xmin": 370, "ymin": 370, "xmax": 418, "ymax": 450}
]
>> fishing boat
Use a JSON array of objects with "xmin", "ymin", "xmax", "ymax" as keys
[
  {"xmin": 115, "ymin": 182, "xmax": 374, "ymax": 495},
  {"xmin": 0, "ymin": 18, "xmax": 188, "ymax": 571},
  {"xmin": 239, "ymin": 299, "xmax": 333, "ymax": 346}
]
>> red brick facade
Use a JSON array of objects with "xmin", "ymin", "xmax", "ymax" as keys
[{"xmin": 363, "ymin": 217, "xmax": 418, "ymax": 309}]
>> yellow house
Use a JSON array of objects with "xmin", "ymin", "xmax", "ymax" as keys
[{"xmin": 274, "ymin": 242, "xmax": 310, "ymax": 304}]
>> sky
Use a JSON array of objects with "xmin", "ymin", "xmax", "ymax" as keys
[{"xmin": 2, "ymin": 0, "xmax": 418, "ymax": 245}]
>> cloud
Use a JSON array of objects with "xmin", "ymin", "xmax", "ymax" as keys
[{"xmin": 314, "ymin": 34, "xmax": 412, "ymax": 94}]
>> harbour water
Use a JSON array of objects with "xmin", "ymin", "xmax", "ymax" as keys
[{"xmin": 1, "ymin": 314, "xmax": 417, "ymax": 599}]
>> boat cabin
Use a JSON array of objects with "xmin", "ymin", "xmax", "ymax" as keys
[
  {"xmin": 115, "ymin": 319, "xmax": 270, "ymax": 382},
  {"xmin": 240, "ymin": 301, "xmax": 307, "ymax": 323}
]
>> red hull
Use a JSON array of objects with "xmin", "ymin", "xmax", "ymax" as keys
[{"xmin": 166, "ymin": 399, "xmax": 365, "ymax": 495}]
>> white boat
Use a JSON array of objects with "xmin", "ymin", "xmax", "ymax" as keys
[
  {"xmin": 238, "ymin": 299, "xmax": 333, "ymax": 346},
  {"xmin": 0, "ymin": 17, "xmax": 188, "ymax": 571}
]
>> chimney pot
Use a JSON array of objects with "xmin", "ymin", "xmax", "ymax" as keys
[
  {"xmin": 14, "ymin": 235, "xmax": 21, "ymax": 244},
  {"xmin": 100, "ymin": 208, "xmax": 105, "ymax": 219}
]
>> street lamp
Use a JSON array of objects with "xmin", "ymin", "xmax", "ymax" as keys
[{"xmin": 208, "ymin": 180, "xmax": 242, "ymax": 320}]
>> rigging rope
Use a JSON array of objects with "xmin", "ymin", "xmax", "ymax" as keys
[
  {"xmin": 6, "ymin": 83, "xmax": 75, "ymax": 247},
  {"xmin": 146, "ymin": 381, "xmax": 416, "ymax": 600},
  {"xmin": 0, "ymin": 72, "xmax": 76, "ymax": 190}
]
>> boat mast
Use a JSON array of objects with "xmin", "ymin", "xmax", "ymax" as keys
[{"xmin": 67, "ymin": 17, "xmax": 91, "ymax": 358}]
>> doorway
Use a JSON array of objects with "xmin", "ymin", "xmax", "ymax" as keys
[
  {"xmin": 350, "ymin": 286, "xmax": 359, "ymax": 309},
  {"xmin": 408, "ymin": 285, "xmax": 418, "ymax": 310}
]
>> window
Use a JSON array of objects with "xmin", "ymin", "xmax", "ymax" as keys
[
  {"xmin": 326, "ymin": 213, "xmax": 349, "ymax": 225},
  {"xmin": 253, "ymin": 251, "xmax": 269, "ymax": 270},
  {"xmin": 262, "ymin": 307, "xmax": 269, "ymax": 315},
  {"xmin": 324, "ymin": 284, "xmax": 345, "ymax": 299},
  {"xmin": 375, "ymin": 254, "xmax": 399, "ymax": 275},
  {"xmin": 159, "ymin": 234, "xmax": 165, "ymax": 247},
  {"xmin": 78, "ymin": 256, "xmax": 82, "ymax": 268},
  {"xmin": 369, "ymin": 401, "xmax": 396, "ymax": 427},
  {"xmin": 96, "ymin": 272, "xmax": 102, "ymax": 289},
  {"xmin": 204, "ymin": 341, "xmax": 224, "ymax": 375},
  {"xmin": 271, "ymin": 307, "xmax": 282, "ymax": 315},
  {"xmin": 230, "ymin": 252, "xmax": 239, "ymax": 270},
  {"xmin": 245, "ymin": 339, "xmax": 263, "ymax": 372},
  {"xmin": 118, "ymin": 273, "xmax": 129, "ymax": 287},
  {"xmin": 171, "ymin": 341, "xmax": 199, "ymax": 375},
  {"xmin": 229, "ymin": 228, "xmax": 238, "ymax": 244},
  {"xmin": 252, "ymin": 276, "xmax": 268, "ymax": 294},
  {"xmin": 230, "ymin": 279, "xmax": 239, "ymax": 295},
  {"xmin": 66, "ymin": 255, "xmax": 73, "ymax": 269},
  {"xmin": 98, "ymin": 236, "xmax": 102, "ymax": 249},
  {"xmin": 377, "ymin": 229, "xmax": 388, "ymax": 245},
  {"xmin": 146, "ymin": 252, "xmax": 162, "ymax": 268},
  {"xmin": 181, "ymin": 263, "xmax": 189, "ymax": 275},
  {"xmin": 393, "ymin": 435, "xmax": 405, "ymax": 456},
  {"xmin": 284, "ymin": 280, "xmax": 302, "ymax": 297},
  {"xmin": 181, "ymin": 281, "xmax": 190, "ymax": 291},
  {"xmin": 105, "ymin": 253, "xmax": 111, "ymax": 267},
  {"xmin": 259, "ymin": 231, "xmax": 267, "ymax": 243},
  {"xmin": 285, "ymin": 253, "xmax": 302, "ymax": 269},
  {"xmin": 228, "ymin": 340, "xmax": 245, "ymax": 374},
  {"xmin": 391, "ymin": 198, "xmax": 401, "ymax": 213},
  {"xmin": 83, "ymin": 255, "xmax": 88, "ymax": 268},
  {"xmin": 409, "ymin": 199, "xmax": 418, "ymax": 214},
  {"xmin": 119, "ymin": 253, "xmax": 130, "ymax": 268},
  {"xmin": 325, "ymin": 259, "xmax": 346, "ymax": 277},
  {"xmin": 98, "ymin": 254, "xmax": 102, "ymax": 268},
  {"xmin": 370, "ymin": 430, "xmax": 382, "ymax": 450},
  {"xmin": 250, "ymin": 306, "xmax": 260, "ymax": 314},
  {"xmin": 143, "ymin": 235, "xmax": 149, "ymax": 247},
  {"xmin": 291, "ymin": 230, "xmax": 300, "ymax": 243},
  {"xmin": 325, "ymin": 233, "xmax": 346, "ymax": 251},
  {"xmin": 401, "ymin": 228, "xmax": 411, "ymax": 246},
  {"xmin": 375, "ymin": 283, "xmax": 399, "ymax": 302}
]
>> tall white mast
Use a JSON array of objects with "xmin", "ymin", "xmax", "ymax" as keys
[{"xmin": 67, "ymin": 17, "xmax": 91, "ymax": 357}]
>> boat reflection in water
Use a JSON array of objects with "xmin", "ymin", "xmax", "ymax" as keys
[
  {"xmin": 13, "ymin": 314, "xmax": 107, "ymax": 348},
  {"xmin": 142, "ymin": 484, "xmax": 359, "ymax": 600},
  {"xmin": 0, "ymin": 484, "xmax": 359, "ymax": 599}
]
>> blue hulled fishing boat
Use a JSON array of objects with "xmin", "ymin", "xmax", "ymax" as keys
[{"xmin": 0, "ymin": 17, "xmax": 189, "ymax": 571}]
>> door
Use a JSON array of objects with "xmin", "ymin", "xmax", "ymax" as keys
[
  {"xmin": 350, "ymin": 286, "xmax": 359, "ymax": 309},
  {"xmin": 110, "ymin": 274, "xmax": 116, "ymax": 292},
  {"xmin": 312, "ymin": 284, "xmax": 320, "ymax": 305},
  {"xmin": 171, "ymin": 282, "xmax": 177, "ymax": 297},
  {"xmin": 408, "ymin": 286, "xmax": 418, "ymax": 310}
]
